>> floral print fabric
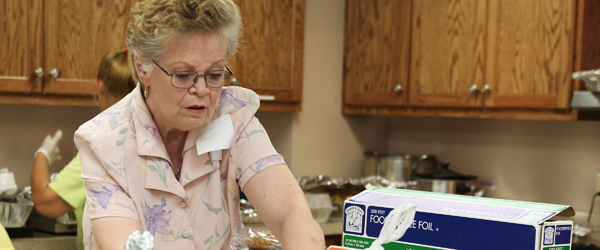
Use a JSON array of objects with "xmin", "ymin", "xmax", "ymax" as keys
[{"xmin": 74, "ymin": 85, "xmax": 285, "ymax": 249}]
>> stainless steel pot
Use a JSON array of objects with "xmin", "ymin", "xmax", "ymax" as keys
[
  {"xmin": 363, "ymin": 152, "xmax": 437, "ymax": 181},
  {"xmin": 415, "ymin": 163, "xmax": 477, "ymax": 195},
  {"xmin": 376, "ymin": 154, "xmax": 414, "ymax": 182}
]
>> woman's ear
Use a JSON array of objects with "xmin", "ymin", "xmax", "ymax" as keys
[
  {"xmin": 134, "ymin": 55, "xmax": 151, "ymax": 86},
  {"xmin": 94, "ymin": 79, "xmax": 105, "ymax": 97}
]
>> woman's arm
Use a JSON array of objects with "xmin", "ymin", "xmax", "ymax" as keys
[
  {"xmin": 92, "ymin": 217, "xmax": 143, "ymax": 250},
  {"xmin": 243, "ymin": 164, "xmax": 325, "ymax": 250},
  {"xmin": 31, "ymin": 153, "xmax": 73, "ymax": 218}
]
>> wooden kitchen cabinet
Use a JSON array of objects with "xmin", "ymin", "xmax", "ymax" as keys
[
  {"xmin": 230, "ymin": 0, "xmax": 305, "ymax": 111},
  {"xmin": 411, "ymin": 0, "xmax": 574, "ymax": 109},
  {"xmin": 344, "ymin": 0, "xmax": 411, "ymax": 107},
  {"xmin": 343, "ymin": 0, "xmax": 600, "ymax": 121},
  {"xmin": 0, "ymin": 0, "xmax": 135, "ymax": 106}
]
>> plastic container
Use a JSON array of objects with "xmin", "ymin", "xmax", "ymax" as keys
[{"xmin": 305, "ymin": 193, "xmax": 333, "ymax": 223}]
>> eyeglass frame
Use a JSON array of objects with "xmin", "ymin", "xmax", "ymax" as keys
[{"xmin": 152, "ymin": 60, "xmax": 234, "ymax": 89}]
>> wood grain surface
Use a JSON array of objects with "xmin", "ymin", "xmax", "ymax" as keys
[
  {"xmin": 343, "ymin": 105, "xmax": 578, "ymax": 121},
  {"xmin": 0, "ymin": 0, "xmax": 43, "ymax": 93},
  {"xmin": 43, "ymin": 0, "xmax": 133, "ymax": 96},
  {"xmin": 343, "ymin": 0, "xmax": 411, "ymax": 106},
  {"xmin": 409, "ymin": 0, "xmax": 487, "ymax": 108},
  {"xmin": 485, "ymin": 0, "xmax": 575, "ymax": 109},
  {"xmin": 229, "ymin": 0, "xmax": 304, "ymax": 106}
]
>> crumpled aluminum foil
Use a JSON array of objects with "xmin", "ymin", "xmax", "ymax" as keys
[
  {"xmin": 125, "ymin": 231, "xmax": 154, "ymax": 250},
  {"xmin": 296, "ymin": 175, "xmax": 415, "ymax": 192}
]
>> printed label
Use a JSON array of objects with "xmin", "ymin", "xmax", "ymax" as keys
[
  {"xmin": 544, "ymin": 226, "xmax": 555, "ymax": 245},
  {"xmin": 554, "ymin": 224, "xmax": 572, "ymax": 245},
  {"xmin": 542, "ymin": 246, "xmax": 570, "ymax": 250},
  {"xmin": 343, "ymin": 235, "xmax": 445, "ymax": 250},
  {"xmin": 344, "ymin": 204, "xmax": 366, "ymax": 235}
]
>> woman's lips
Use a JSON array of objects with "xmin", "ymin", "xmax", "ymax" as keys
[{"xmin": 186, "ymin": 105, "xmax": 207, "ymax": 114}]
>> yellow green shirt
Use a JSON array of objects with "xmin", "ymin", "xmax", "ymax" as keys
[
  {"xmin": 0, "ymin": 224, "xmax": 14, "ymax": 250},
  {"xmin": 48, "ymin": 153, "xmax": 85, "ymax": 250}
]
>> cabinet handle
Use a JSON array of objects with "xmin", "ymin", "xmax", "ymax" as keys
[
  {"xmin": 230, "ymin": 77, "xmax": 239, "ymax": 86},
  {"xmin": 49, "ymin": 68, "xmax": 59, "ymax": 78},
  {"xmin": 469, "ymin": 84, "xmax": 479, "ymax": 93},
  {"xmin": 482, "ymin": 84, "xmax": 491, "ymax": 93},
  {"xmin": 393, "ymin": 84, "xmax": 403, "ymax": 93},
  {"xmin": 34, "ymin": 68, "xmax": 44, "ymax": 77}
]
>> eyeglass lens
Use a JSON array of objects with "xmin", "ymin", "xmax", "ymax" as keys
[{"xmin": 172, "ymin": 70, "xmax": 230, "ymax": 88}]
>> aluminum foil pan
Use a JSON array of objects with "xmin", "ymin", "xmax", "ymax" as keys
[
  {"xmin": 573, "ymin": 69, "xmax": 600, "ymax": 91},
  {"xmin": 296, "ymin": 175, "xmax": 414, "ymax": 193},
  {"xmin": 0, "ymin": 201, "xmax": 34, "ymax": 228}
]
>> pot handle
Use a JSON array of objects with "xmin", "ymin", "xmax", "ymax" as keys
[
  {"xmin": 456, "ymin": 185, "xmax": 473, "ymax": 194},
  {"xmin": 364, "ymin": 151, "xmax": 378, "ymax": 158}
]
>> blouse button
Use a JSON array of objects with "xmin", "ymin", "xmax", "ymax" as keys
[
  {"xmin": 182, "ymin": 230, "xmax": 189, "ymax": 238},
  {"xmin": 180, "ymin": 201, "xmax": 187, "ymax": 208}
]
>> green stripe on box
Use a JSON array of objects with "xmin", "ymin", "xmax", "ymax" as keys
[
  {"xmin": 543, "ymin": 246, "xmax": 570, "ymax": 250},
  {"xmin": 343, "ymin": 235, "xmax": 444, "ymax": 250},
  {"xmin": 369, "ymin": 187, "xmax": 569, "ymax": 212}
]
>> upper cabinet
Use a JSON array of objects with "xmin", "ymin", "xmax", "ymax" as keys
[
  {"xmin": 230, "ymin": 0, "xmax": 305, "ymax": 111},
  {"xmin": 344, "ymin": 0, "xmax": 411, "ymax": 107},
  {"xmin": 0, "ymin": 0, "xmax": 135, "ymax": 106},
  {"xmin": 344, "ymin": 0, "xmax": 600, "ymax": 120},
  {"xmin": 1, "ymin": 0, "xmax": 305, "ymax": 111}
]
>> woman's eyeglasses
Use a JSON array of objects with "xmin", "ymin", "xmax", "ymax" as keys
[{"xmin": 152, "ymin": 60, "xmax": 233, "ymax": 89}]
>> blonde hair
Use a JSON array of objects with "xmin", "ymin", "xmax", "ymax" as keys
[
  {"xmin": 125, "ymin": 0, "xmax": 242, "ymax": 63},
  {"xmin": 96, "ymin": 50, "xmax": 137, "ymax": 110}
]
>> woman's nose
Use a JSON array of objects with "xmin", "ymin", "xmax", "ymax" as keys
[{"xmin": 189, "ymin": 76, "xmax": 210, "ymax": 95}]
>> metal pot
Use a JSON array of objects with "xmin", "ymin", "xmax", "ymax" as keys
[
  {"xmin": 414, "ymin": 163, "xmax": 477, "ymax": 195},
  {"xmin": 375, "ymin": 154, "xmax": 414, "ymax": 182},
  {"xmin": 363, "ymin": 152, "xmax": 437, "ymax": 182}
]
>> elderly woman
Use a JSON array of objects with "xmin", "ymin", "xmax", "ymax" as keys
[{"xmin": 73, "ymin": 0, "xmax": 324, "ymax": 249}]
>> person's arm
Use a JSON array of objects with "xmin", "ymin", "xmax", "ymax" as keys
[
  {"xmin": 30, "ymin": 153, "xmax": 73, "ymax": 218},
  {"xmin": 243, "ymin": 164, "xmax": 325, "ymax": 250},
  {"xmin": 91, "ymin": 217, "xmax": 143, "ymax": 249},
  {"xmin": 30, "ymin": 130, "xmax": 73, "ymax": 218}
]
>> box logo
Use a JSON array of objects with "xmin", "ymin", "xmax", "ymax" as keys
[
  {"xmin": 543, "ymin": 226, "xmax": 555, "ymax": 245},
  {"xmin": 345, "ymin": 205, "xmax": 365, "ymax": 234}
]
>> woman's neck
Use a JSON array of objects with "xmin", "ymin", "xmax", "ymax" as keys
[
  {"xmin": 163, "ymin": 129, "xmax": 187, "ymax": 158},
  {"xmin": 161, "ymin": 129, "xmax": 187, "ymax": 180}
]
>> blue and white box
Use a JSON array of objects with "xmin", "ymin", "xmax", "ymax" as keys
[{"xmin": 342, "ymin": 187, "xmax": 574, "ymax": 250}]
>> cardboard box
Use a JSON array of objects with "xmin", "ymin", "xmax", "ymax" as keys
[{"xmin": 342, "ymin": 187, "xmax": 574, "ymax": 250}]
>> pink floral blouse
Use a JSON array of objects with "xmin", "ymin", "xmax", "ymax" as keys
[{"xmin": 74, "ymin": 85, "xmax": 285, "ymax": 249}]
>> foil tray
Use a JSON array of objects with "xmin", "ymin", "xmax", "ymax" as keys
[{"xmin": 0, "ymin": 201, "xmax": 34, "ymax": 228}]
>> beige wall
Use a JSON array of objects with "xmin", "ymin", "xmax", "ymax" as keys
[
  {"xmin": 1, "ymin": 0, "xmax": 599, "ymax": 216},
  {"xmin": 0, "ymin": 104, "xmax": 99, "ymax": 190}
]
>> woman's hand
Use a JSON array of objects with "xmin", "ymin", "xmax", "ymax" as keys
[
  {"xmin": 244, "ymin": 164, "xmax": 326, "ymax": 249},
  {"xmin": 35, "ymin": 130, "xmax": 63, "ymax": 166}
]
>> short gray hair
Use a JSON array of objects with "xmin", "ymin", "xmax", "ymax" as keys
[{"xmin": 126, "ymin": 0, "xmax": 242, "ymax": 63}]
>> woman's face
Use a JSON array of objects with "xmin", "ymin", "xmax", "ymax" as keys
[{"xmin": 137, "ymin": 32, "xmax": 227, "ymax": 133}]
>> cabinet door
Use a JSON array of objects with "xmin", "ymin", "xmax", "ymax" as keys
[
  {"xmin": 344, "ymin": 0, "xmax": 411, "ymax": 106},
  {"xmin": 0, "ymin": 0, "xmax": 43, "ymax": 93},
  {"xmin": 43, "ymin": 0, "xmax": 134, "ymax": 96},
  {"xmin": 229, "ymin": 0, "xmax": 304, "ymax": 105},
  {"xmin": 484, "ymin": 0, "xmax": 575, "ymax": 109},
  {"xmin": 409, "ymin": 0, "xmax": 487, "ymax": 108}
]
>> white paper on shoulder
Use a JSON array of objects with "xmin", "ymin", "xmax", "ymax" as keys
[{"xmin": 196, "ymin": 114, "xmax": 234, "ymax": 156}]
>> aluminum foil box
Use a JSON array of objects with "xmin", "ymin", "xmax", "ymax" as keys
[{"xmin": 342, "ymin": 187, "xmax": 574, "ymax": 250}]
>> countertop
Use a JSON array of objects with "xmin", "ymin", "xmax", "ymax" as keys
[
  {"xmin": 9, "ymin": 220, "xmax": 342, "ymax": 250},
  {"xmin": 11, "ymin": 231, "xmax": 76, "ymax": 250},
  {"xmin": 245, "ymin": 220, "xmax": 343, "ymax": 236}
]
